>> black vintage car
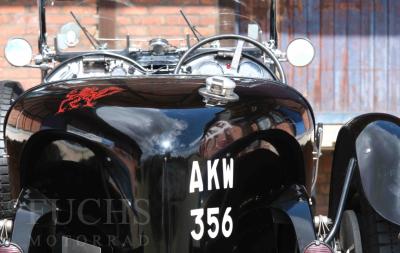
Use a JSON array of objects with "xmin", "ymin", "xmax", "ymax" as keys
[{"xmin": 0, "ymin": 1, "xmax": 399, "ymax": 253}]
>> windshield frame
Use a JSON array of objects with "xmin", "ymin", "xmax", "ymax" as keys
[{"xmin": 38, "ymin": 0, "xmax": 278, "ymax": 54}]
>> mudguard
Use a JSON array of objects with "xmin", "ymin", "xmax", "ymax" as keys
[{"xmin": 329, "ymin": 113, "xmax": 400, "ymax": 225}]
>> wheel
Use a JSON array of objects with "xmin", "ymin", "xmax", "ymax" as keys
[
  {"xmin": 0, "ymin": 80, "xmax": 23, "ymax": 219},
  {"xmin": 339, "ymin": 210, "xmax": 362, "ymax": 253},
  {"xmin": 357, "ymin": 196, "xmax": 400, "ymax": 253}
]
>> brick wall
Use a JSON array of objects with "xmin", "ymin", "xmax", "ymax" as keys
[
  {"xmin": 0, "ymin": 0, "xmax": 221, "ymax": 88},
  {"xmin": 116, "ymin": 4, "xmax": 218, "ymax": 36},
  {"xmin": 0, "ymin": 0, "xmax": 276, "ymax": 87},
  {"xmin": 315, "ymin": 151, "xmax": 333, "ymax": 215},
  {"xmin": 0, "ymin": 1, "xmax": 41, "ymax": 88}
]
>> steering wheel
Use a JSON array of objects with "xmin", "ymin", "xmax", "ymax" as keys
[
  {"xmin": 45, "ymin": 52, "xmax": 147, "ymax": 83},
  {"xmin": 174, "ymin": 34, "xmax": 286, "ymax": 83}
]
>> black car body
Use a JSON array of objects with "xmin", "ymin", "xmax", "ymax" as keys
[
  {"xmin": 0, "ymin": 1, "xmax": 399, "ymax": 253},
  {"xmin": 6, "ymin": 77, "xmax": 317, "ymax": 252}
]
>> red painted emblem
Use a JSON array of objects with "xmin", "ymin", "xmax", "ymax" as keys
[{"xmin": 57, "ymin": 86, "xmax": 124, "ymax": 114}]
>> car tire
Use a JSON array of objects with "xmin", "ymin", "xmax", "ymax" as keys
[
  {"xmin": 339, "ymin": 210, "xmax": 363, "ymax": 253},
  {"xmin": 357, "ymin": 194, "xmax": 400, "ymax": 253},
  {"xmin": 0, "ymin": 81, "xmax": 23, "ymax": 219}
]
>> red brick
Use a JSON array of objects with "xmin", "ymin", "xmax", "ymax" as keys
[
  {"xmin": 182, "ymin": 6, "xmax": 217, "ymax": 14},
  {"xmin": 132, "ymin": 16, "xmax": 165, "ymax": 25},
  {"xmin": 119, "ymin": 26, "xmax": 148, "ymax": 37},
  {"xmin": 169, "ymin": 39, "xmax": 188, "ymax": 48},
  {"xmin": 318, "ymin": 183, "xmax": 330, "ymax": 195},
  {"xmin": 8, "ymin": 0, "xmax": 35, "ymax": 5},
  {"xmin": 200, "ymin": 0, "xmax": 218, "ymax": 4},
  {"xmin": 165, "ymin": 15, "xmax": 199, "ymax": 26},
  {"xmin": 46, "ymin": 14, "xmax": 72, "ymax": 25},
  {"xmin": 129, "ymin": 0, "xmax": 161, "ymax": 5},
  {"xmin": 0, "ymin": 16, "xmax": 12, "ymax": 24},
  {"xmin": 0, "ymin": 58, "xmax": 10, "ymax": 68},
  {"xmin": 23, "ymin": 26, "xmax": 40, "ymax": 35},
  {"xmin": 170, "ymin": 0, "xmax": 200, "ymax": 4},
  {"xmin": 20, "ymin": 76, "xmax": 42, "ymax": 89},
  {"xmin": 117, "ymin": 16, "xmax": 131, "ymax": 25},
  {"xmin": 194, "ymin": 26, "xmax": 216, "ymax": 36},
  {"xmin": 1, "ymin": 26, "xmax": 27, "ymax": 37},
  {"xmin": 316, "ymin": 206, "xmax": 328, "ymax": 216},
  {"xmin": 0, "ymin": 14, "xmax": 37, "ymax": 25},
  {"xmin": 198, "ymin": 15, "xmax": 218, "ymax": 26},
  {"xmin": 148, "ymin": 26, "xmax": 182, "ymax": 36},
  {"xmin": 45, "ymin": 26, "xmax": 60, "ymax": 36},
  {"xmin": 119, "ymin": 6, "xmax": 148, "ymax": 15},
  {"xmin": 149, "ymin": 6, "xmax": 181, "ymax": 15},
  {"xmin": 81, "ymin": 16, "xmax": 98, "ymax": 25},
  {"xmin": 317, "ymin": 173, "xmax": 330, "ymax": 184},
  {"xmin": 46, "ymin": 7, "xmax": 63, "ymax": 15},
  {"xmin": 316, "ymin": 195, "xmax": 328, "ymax": 205},
  {"xmin": 63, "ymin": 6, "xmax": 97, "ymax": 15},
  {"xmin": 2, "ymin": 6, "xmax": 26, "ymax": 14},
  {"xmin": 0, "ymin": 68, "xmax": 36, "ymax": 79}
]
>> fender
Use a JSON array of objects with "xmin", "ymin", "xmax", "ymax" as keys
[
  {"xmin": 329, "ymin": 113, "xmax": 400, "ymax": 225},
  {"xmin": 17, "ymin": 129, "xmax": 137, "ymax": 202}
]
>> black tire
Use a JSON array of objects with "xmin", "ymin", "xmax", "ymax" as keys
[
  {"xmin": 0, "ymin": 81, "xmax": 23, "ymax": 219},
  {"xmin": 339, "ymin": 210, "xmax": 363, "ymax": 253},
  {"xmin": 357, "ymin": 195, "xmax": 400, "ymax": 253}
]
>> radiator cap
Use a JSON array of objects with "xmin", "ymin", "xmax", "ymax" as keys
[{"xmin": 199, "ymin": 76, "xmax": 239, "ymax": 106}]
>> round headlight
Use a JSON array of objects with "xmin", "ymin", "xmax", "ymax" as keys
[
  {"xmin": 4, "ymin": 38, "xmax": 33, "ymax": 67},
  {"xmin": 57, "ymin": 22, "xmax": 81, "ymax": 50},
  {"xmin": 286, "ymin": 38, "xmax": 315, "ymax": 67}
]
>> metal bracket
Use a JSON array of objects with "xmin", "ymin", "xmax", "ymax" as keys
[
  {"xmin": 229, "ymin": 40, "xmax": 244, "ymax": 72},
  {"xmin": 311, "ymin": 123, "xmax": 324, "ymax": 193},
  {"xmin": 324, "ymin": 158, "xmax": 357, "ymax": 244},
  {"xmin": 314, "ymin": 215, "xmax": 332, "ymax": 241},
  {"xmin": 0, "ymin": 219, "xmax": 12, "ymax": 244}
]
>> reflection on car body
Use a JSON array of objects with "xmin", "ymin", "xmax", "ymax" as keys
[{"xmin": 0, "ymin": 1, "xmax": 399, "ymax": 253}]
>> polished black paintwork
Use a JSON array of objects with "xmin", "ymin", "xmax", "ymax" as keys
[
  {"xmin": 329, "ymin": 113, "xmax": 400, "ymax": 226},
  {"xmin": 5, "ymin": 76, "xmax": 315, "ymax": 252}
]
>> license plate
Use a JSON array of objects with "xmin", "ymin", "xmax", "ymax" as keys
[{"xmin": 61, "ymin": 236, "xmax": 101, "ymax": 253}]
